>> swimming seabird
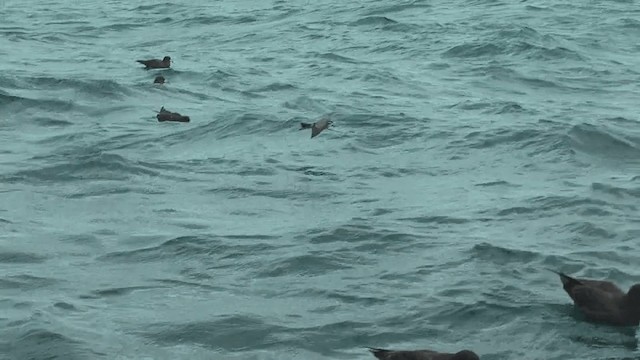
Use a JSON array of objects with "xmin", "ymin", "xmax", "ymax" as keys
[
  {"xmin": 156, "ymin": 106, "xmax": 190, "ymax": 123},
  {"xmin": 137, "ymin": 56, "xmax": 171, "ymax": 69},
  {"xmin": 551, "ymin": 270, "xmax": 640, "ymax": 326},
  {"xmin": 368, "ymin": 347, "xmax": 480, "ymax": 360}
]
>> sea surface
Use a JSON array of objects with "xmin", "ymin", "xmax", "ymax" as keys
[{"xmin": 1, "ymin": 0, "xmax": 640, "ymax": 359}]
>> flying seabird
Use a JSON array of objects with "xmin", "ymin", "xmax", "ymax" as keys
[{"xmin": 299, "ymin": 117, "xmax": 333, "ymax": 138}]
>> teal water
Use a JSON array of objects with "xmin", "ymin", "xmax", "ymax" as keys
[{"xmin": 1, "ymin": 1, "xmax": 640, "ymax": 359}]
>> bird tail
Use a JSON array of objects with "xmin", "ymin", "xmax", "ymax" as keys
[
  {"xmin": 300, "ymin": 122, "xmax": 312, "ymax": 130},
  {"xmin": 544, "ymin": 268, "xmax": 562, "ymax": 276},
  {"xmin": 545, "ymin": 268, "xmax": 581, "ymax": 287},
  {"xmin": 367, "ymin": 348, "xmax": 390, "ymax": 359}
]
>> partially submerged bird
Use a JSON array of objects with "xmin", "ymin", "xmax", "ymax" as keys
[
  {"xmin": 551, "ymin": 270, "xmax": 640, "ymax": 326},
  {"xmin": 299, "ymin": 117, "xmax": 333, "ymax": 138},
  {"xmin": 137, "ymin": 56, "xmax": 171, "ymax": 69},
  {"xmin": 368, "ymin": 347, "xmax": 480, "ymax": 360},
  {"xmin": 153, "ymin": 75, "xmax": 165, "ymax": 84},
  {"xmin": 156, "ymin": 106, "xmax": 190, "ymax": 123}
]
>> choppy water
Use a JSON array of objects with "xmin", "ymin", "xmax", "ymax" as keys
[{"xmin": 2, "ymin": 1, "xmax": 640, "ymax": 359}]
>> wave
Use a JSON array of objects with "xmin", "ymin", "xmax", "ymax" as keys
[
  {"xmin": 4, "ymin": 152, "xmax": 161, "ymax": 184},
  {"xmin": 563, "ymin": 221, "xmax": 617, "ymax": 239},
  {"xmin": 97, "ymin": 235, "xmax": 219, "ymax": 263},
  {"xmin": 352, "ymin": 16, "xmax": 397, "ymax": 26},
  {"xmin": 568, "ymin": 122, "xmax": 640, "ymax": 159},
  {"xmin": 0, "ymin": 328, "xmax": 101, "ymax": 360},
  {"xmin": 443, "ymin": 42, "xmax": 503, "ymax": 58},
  {"xmin": 0, "ymin": 274, "xmax": 57, "ymax": 289},
  {"xmin": 592, "ymin": 182, "xmax": 640, "ymax": 199},
  {"xmin": 448, "ymin": 100, "xmax": 532, "ymax": 115},
  {"xmin": 254, "ymin": 253, "xmax": 354, "ymax": 278},
  {"xmin": 493, "ymin": 195, "xmax": 614, "ymax": 218},
  {"xmin": 471, "ymin": 242, "xmax": 542, "ymax": 265},
  {"xmin": 349, "ymin": 15, "xmax": 422, "ymax": 32},
  {"xmin": 443, "ymin": 26, "xmax": 584, "ymax": 62},
  {"xmin": 138, "ymin": 316, "xmax": 376, "ymax": 357},
  {"xmin": 0, "ymin": 252, "xmax": 47, "ymax": 264},
  {"xmin": 205, "ymin": 185, "xmax": 338, "ymax": 201},
  {"xmin": 399, "ymin": 215, "xmax": 469, "ymax": 225},
  {"xmin": 97, "ymin": 235, "xmax": 278, "ymax": 265},
  {"xmin": 138, "ymin": 315, "xmax": 288, "ymax": 351},
  {"xmin": 7, "ymin": 76, "xmax": 130, "ymax": 98},
  {"xmin": 81, "ymin": 285, "xmax": 169, "ymax": 299},
  {"xmin": 458, "ymin": 125, "xmax": 568, "ymax": 159},
  {"xmin": 0, "ymin": 92, "xmax": 80, "ymax": 113}
]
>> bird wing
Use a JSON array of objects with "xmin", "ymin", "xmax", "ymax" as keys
[
  {"xmin": 311, "ymin": 125, "xmax": 323, "ymax": 138},
  {"xmin": 137, "ymin": 59, "xmax": 163, "ymax": 67},
  {"xmin": 571, "ymin": 286, "xmax": 624, "ymax": 322},
  {"xmin": 581, "ymin": 279, "xmax": 625, "ymax": 296},
  {"xmin": 572, "ymin": 286, "xmax": 611, "ymax": 310}
]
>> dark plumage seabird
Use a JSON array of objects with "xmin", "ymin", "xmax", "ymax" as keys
[
  {"xmin": 153, "ymin": 75, "xmax": 165, "ymax": 84},
  {"xmin": 368, "ymin": 347, "xmax": 480, "ymax": 360},
  {"xmin": 156, "ymin": 106, "xmax": 190, "ymax": 123},
  {"xmin": 137, "ymin": 56, "xmax": 171, "ymax": 69},
  {"xmin": 299, "ymin": 117, "xmax": 333, "ymax": 138},
  {"xmin": 551, "ymin": 270, "xmax": 640, "ymax": 326}
]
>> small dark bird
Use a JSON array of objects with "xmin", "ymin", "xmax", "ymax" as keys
[
  {"xmin": 153, "ymin": 76, "xmax": 165, "ymax": 84},
  {"xmin": 551, "ymin": 270, "xmax": 640, "ymax": 326},
  {"xmin": 156, "ymin": 106, "xmax": 190, "ymax": 123},
  {"xmin": 299, "ymin": 117, "xmax": 333, "ymax": 138},
  {"xmin": 137, "ymin": 56, "xmax": 171, "ymax": 69},
  {"xmin": 368, "ymin": 347, "xmax": 480, "ymax": 360}
]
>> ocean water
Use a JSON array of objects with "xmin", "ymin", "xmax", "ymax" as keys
[{"xmin": 1, "ymin": 0, "xmax": 640, "ymax": 359}]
